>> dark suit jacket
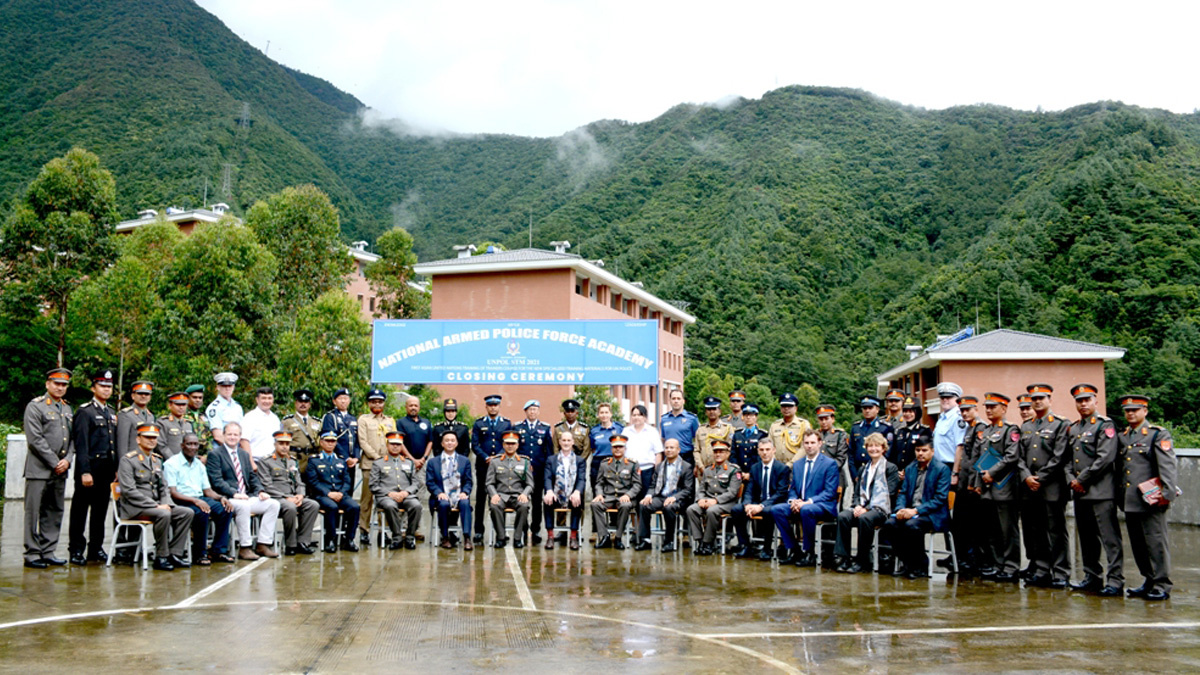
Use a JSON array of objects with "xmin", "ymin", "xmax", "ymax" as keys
[
  {"xmin": 895, "ymin": 460, "xmax": 952, "ymax": 531},
  {"xmin": 743, "ymin": 460, "xmax": 790, "ymax": 507},
  {"xmin": 544, "ymin": 452, "xmax": 587, "ymax": 495},
  {"xmin": 648, "ymin": 458, "xmax": 695, "ymax": 503},
  {"xmin": 426, "ymin": 452, "xmax": 473, "ymax": 498},
  {"xmin": 851, "ymin": 461, "xmax": 901, "ymax": 508},
  {"xmin": 207, "ymin": 444, "xmax": 263, "ymax": 498},
  {"xmin": 787, "ymin": 453, "xmax": 840, "ymax": 508}
]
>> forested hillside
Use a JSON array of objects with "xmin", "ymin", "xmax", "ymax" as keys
[{"xmin": 1, "ymin": 0, "xmax": 1198, "ymax": 431}]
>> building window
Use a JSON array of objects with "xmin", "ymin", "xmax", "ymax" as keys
[
  {"xmin": 611, "ymin": 292, "xmax": 620, "ymax": 311},
  {"xmin": 369, "ymin": 297, "xmax": 376, "ymax": 312},
  {"xmin": 357, "ymin": 294, "xmax": 364, "ymax": 308}
]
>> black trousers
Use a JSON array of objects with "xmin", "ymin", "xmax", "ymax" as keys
[{"xmin": 69, "ymin": 467, "xmax": 115, "ymax": 557}]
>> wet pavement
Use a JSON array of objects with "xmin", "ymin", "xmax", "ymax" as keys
[{"xmin": 1, "ymin": 500, "xmax": 1198, "ymax": 673}]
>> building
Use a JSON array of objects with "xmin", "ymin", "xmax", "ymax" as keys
[
  {"xmin": 877, "ymin": 328, "xmax": 1126, "ymax": 421},
  {"xmin": 412, "ymin": 243, "xmax": 695, "ymax": 422},
  {"xmin": 114, "ymin": 206, "xmax": 383, "ymax": 323}
]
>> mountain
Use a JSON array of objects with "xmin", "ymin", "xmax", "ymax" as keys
[{"xmin": 2, "ymin": 0, "xmax": 1200, "ymax": 431}]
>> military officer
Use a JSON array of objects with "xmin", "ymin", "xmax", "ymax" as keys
[
  {"xmin": 1019, "ymin": 384, "xmax": 1071, "ymax": 588},
  {"xmin": 156, "ymin": 392, "xmax": 195, "ymax": 460},
  {"xmin": 891, "ymin": 397, "xmax": 931, "ymax": 473},
  {"xmin": 205, "ymin": 372, "xmax": 243, "ymax": 449},
  {"xmin": 356, "ymin": 388, "xmax": 395, "ymax": 547},
  {"xmin": 305, "ymin": 431, "xmax": 361, "ymax": 553},
  {"xmin": 552, "ymin": 398, "xmax": 588, "ymax": 458},
  {"xmin": 948, "ymin": 395, "xmax": 987, "ymax": 575},
  {"xmin": 1016, "ymin": 394, "xmax": 1035, "ymax": 424},
  {"xmin": 590, "ymin": 434, "xmax": 642, "ymax": 549},
  {"xmin": 487, "ymin": 431, "xmax": 535, "ymax": 548},
  {"xmin": 694, "ymin": 396, "xmax": 735, "ymax": 477},
  {"xmin": 732, "ymin": 403, "xmax": 769, "ymax": 476},
  {"xmin": 685, "ymin": 440, "xmax": 743, "ymax": 555},
  {"xmin": 721, "ymin": 390, "xmax": 747, "ymax": 430},
  {"xmin": 882, "ymin": 389, "xmax": 906, "ymax": 429},
  {"xmin": 815, "ymin": 404, "xmax": 850, "ymax": 507},
  {"xmin": 514, "ymin": 400, "xmax": 553, "ymax": 544},
  {"xmin": 68, "ymin": 368, "xmax": 117, "ymax": 565},
  {"xmin": 23, "ymin": 367, "xmax": 74, "ymax": 569},
  {"xmin": 116, "ymin": 380, "xmax": 157, "ymax": 457},
  {"xmin": 184, "ymin": 384, "xmax": 212, "ymax": 450},
  {"xmin": 849, "ymin": 395, "xmax": 894, "ymax": 483},
  {"xmin": 117, "ymin": 424, "xmax": 194, "ymax": 570},
  {"xmin": 1118, "ymin": 394, "xmax": 1177, "ymax": 601},
  {"xmin": 371, "ymin": 431, "xmax": 423, "ymax": 550},
  {"xmin": 257, "ymin": 431, "xmax": 319, "ymax": 555},
  {"xmin": 321, "ymin": 387, "xmax": 360, "ymax": 488},
  {"xmin": 281, "ymin": 388, "xmax": 322, "ymax": 472},
  {"xmin": 471, "ymin": 394, "xmax": 511, "ymax": 543},
  {"xmin": 432, "ymin": 398, "xmax": 470, "ymax": 457},
  {"xmin": 1065, "ymin": 384, "xmax": 1123, "ymax": 596},
  {"xmin": 770, "ymin": 393, "xmax": 811, "ymax": 464},
  {"xmin": 974, "ymin": 393, "xmax": 1023, "ymax": 581}
]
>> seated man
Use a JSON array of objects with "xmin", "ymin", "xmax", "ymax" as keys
[
  {"xmin": 164, "ymin": 432, "xmax": 233, "ymax": 565},
  {"xmin": 370, "ymin": 431, "xmax": 422, "ymax": 550},
  {"xmin": 207, "ymin": 422, "xmax": 281, "ymax": 560},
  {"xmin": 488, "ymin": 431, "xmax": 534, "ymax": 548},
  {"xmin": 635, "ymin": 438, "xmax": 694, "ymax": 553},
  {"xmin": 305, "ymin": 430, "xmax": 362, "ymax": 553},
  {"xmin": 834, "ymin": 432, "xmax": 895, "ymax": 573},
  {"xmin": 730, "ymin": 436, "xmax": 790, "ymax": 560},
  {"xmin": 769, "ymin": 429, "xmax": 840, "ymax": 567},
  {"xmin": 685, "ymin": 440, "xmax": 743, "ymax": 555},
  {"xmin": 590, "ymin": 434, "xmax": 641, "ymax": 550},
  {"xmin": 117, "ymin": 424, "xmax": 194, "ymax": 571},
  {"xmin": 426, "ymin": 429, "xmax": 474, "ymax": 550},
  {"xmin": 257, "ymin": 431, "xmax": 320, "ymax": 555},
  {"xmin": 882, "ymin": 434, "xmax": 951, "ymax": 578},
  {"xmin": 543, "ymin": 430, "xmax": 587, "ymax": 550}
]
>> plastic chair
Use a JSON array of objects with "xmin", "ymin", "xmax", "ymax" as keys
[{"xmin": 107, "ymin": 482, "xmax": 153, "ymax": 570}]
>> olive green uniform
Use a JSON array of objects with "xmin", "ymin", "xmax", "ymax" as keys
[
  {"xmin": 117, "ymin": 449, "xmax": 193, "ymax": 558},
  {"xmin": 22, "ymin": 395, "xmax": 74, "ymax": 563},
  {"xmin": 1119, "ymin": 420, "xmax": 1177, "ymax": 595},
  {"xmin": 487, "ymin": 454, "xmax": 534, "ymax": 539},
  {"xmin": 590, "ymin": 458, "xmax": 642, "ymax": 539},
  {"xmin": 257, "ymin": 455, "xmax": 319, "ymax": 548},
  {"xmin": 685, "ymin": 461, "xmax": 743, "ymax": 546},
  {"xmin": 1066, "ymin": 414, "xmax": 1123, "ymax": 588}
]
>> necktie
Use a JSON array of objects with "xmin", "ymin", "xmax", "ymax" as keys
[
  {"xmin": 802, "ymin": 459, "xmax": 812, "ymax": 500},
  {"xmin": 231, "ymin": 448, "xmax": 245, "ymax": 494},
  {"xmin": 763, "ymin": 464, "xmax": 770, "ymax": 500}
]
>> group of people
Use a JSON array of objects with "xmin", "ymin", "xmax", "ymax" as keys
[{"xmin": 20, "ymin": 369, "xmax": 1179, "ymax": 602}]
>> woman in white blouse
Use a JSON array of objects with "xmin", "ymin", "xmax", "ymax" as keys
[{"xmin": 622, "ymin": 405, "xmax": 663, "ymax": 498}]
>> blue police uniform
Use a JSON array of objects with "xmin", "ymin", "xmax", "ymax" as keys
[
  {"xmin": 661, "ymin": 409, "xmax": 700, "ymax": 458},
  {"xmin": 397, "ymin": 415, "xmax": 433, "ymax": 460},
  {"xmin": 304, "ymin": 449, "xmax": 360, "ymax": 549},
  {"xmin": 514, "ymin": 418, "xmax": 553, "ymax": 537}
]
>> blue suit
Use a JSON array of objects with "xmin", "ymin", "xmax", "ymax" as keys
[
  {"xmin": 304, "ymin": 451, "xmax": 360, "ymax": 545},
  {"xmin": 426, "ymin": 452, "xmax": 474, "ymax": 540},
  {"xmin": 732, "ymin": 459, "xmax": 791, "ymax": 548},
  {"xmin": 883, "ymin": 459, "xmax": 952, "ymax": 570},
  {"xmin": 769, "ymin": 453, "xmax": 840, "ymax": 552},
  {"xmin": 543, "ymin": 451, "xmax": 588, "ymax": 531}
]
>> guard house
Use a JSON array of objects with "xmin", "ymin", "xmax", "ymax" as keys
[
  {"xmin": 412, "ymin": 244, "xmax": 695, "ymax": 422},
  {"xmin": 877, "ymin": 328, "xmax": 1126, "ymax": 421}
]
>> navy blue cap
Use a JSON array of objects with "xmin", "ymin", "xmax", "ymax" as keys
[
  {"xmin": 703, "ymin": 396, "xmax": 721, "ymax": 408},
  {"xmin": 319, "ymin": 430, "xmax": 338, "ymax": 440},
  {"xmin": 366, "ymin": 388, "xmax": 386, "ymax": 401},
  {"xmin": 743, "ymin": 403, "xmax": 760, "ymax": 415},
  {"xmin": 293, "ymin": 388, "xmax": 314, "ymax": 402},
  {"xmin": 859, "ymin": 396, "xmax": 881, "ymax": 408},
  {"xmin": 484, "ymin": 394, "xmax": 502, "ymax": 405},
  {"xmin": 562, "ymin": 399, "xmax": 581, "ymax": 411},
  {"xmin": 332, "ymin": 388, "xmax": 351, "ymax": 400},
  {"xmin": 778, "ymin": 393, "xmax": 798, "ymax": 405}
]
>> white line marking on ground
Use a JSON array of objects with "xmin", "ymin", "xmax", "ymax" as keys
[
  {"xmin": 0, "ymin": 608, "xmax": 148, "ymax": 631},
  {"xmin": 696, "ymin": 620, "xmax": 1200, "ymax": 640},
  {"xmin": 169, "ymin": 557, "xmax": 268, "ymax": 609},
  {"xmin": 504, "ymin": 545, "xmax": 537, "ymax": 611}
]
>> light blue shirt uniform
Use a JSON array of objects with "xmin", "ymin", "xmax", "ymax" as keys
[
  {"xmin": 163, "ymin": 452, "xmax": 212, "ymax": 499},
  {"xmin": 933, "ymin": 406, "xmax": 966, "ymax": 466}
]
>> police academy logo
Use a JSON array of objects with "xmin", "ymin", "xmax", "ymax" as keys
[{"xmin": 506, "ymin": 339, "xmax": 521, "ymax": 357}]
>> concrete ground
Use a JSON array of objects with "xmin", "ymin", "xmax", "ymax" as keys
[{"xmin": 1, "ymin": 501, "xmax": 1198, "ymax": 673}]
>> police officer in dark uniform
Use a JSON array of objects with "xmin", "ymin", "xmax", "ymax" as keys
[
  {"xmin": 731, "ymin": 404, "xmax": 769, "ymax": 474},
  {"xmin": 68, "ymin": 368, "xmax": 118, "ymax": 565},
  {"xmin": 514, "ymin": 399, "xmax": 553, "ymax": 544},
  {"xmin": 849, "ymin": 396, "xmax": 894, "ymax": 485},
  {"xmin": 1019, "ymin": 384, "xmax": 1071, "ymax": 588},
  {"xmin": 282, "ymin": 388, "xmax": 322, "ymax": 473},
  {"xmin": 305, "ymin": 430, "xmax": 361, "ymax": 553},
  {"xmin": 1065, "ymin": 383, "xmax": 1123, "ymax": 596},
  {"xmin": 470, "ymin": 394, "xmax": 511, "ymax": 543},
  {"xmin": 1118, "ymin": 394, "xmax": 1177, "ymax": 601},
  {"xmin": 320, "ymin": 387, "xmax": 360, "ymax": 488},
  {"xmin": 432, "ymin": 398, "xmax": 470, "ymax": 457},
  {"xmin": 23, "ymin": 367, "xmax": 74, "ymax": 569},
  {"xmin": 975, "ymin": 393, "xmax": 1023, "ymax": 581},
  {"xmin": 890, "ymin": 396, "xmax": 931, "ymax": 472}
]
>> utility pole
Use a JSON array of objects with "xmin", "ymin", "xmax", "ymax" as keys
[
  {"xmin": 997, "ymin": 288, "xmax": 1002, "ymax": 328},
  {"xmin": 528, "ymin": 207, "xmax": 533, "ymax": 248}
]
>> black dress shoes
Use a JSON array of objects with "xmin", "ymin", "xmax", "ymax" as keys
[
  {"xmin": 1070, "ymin": 577, "xmax": 1103, "ymax": 592},
  {"xmin": 324, "ymin": 542, "xmax": 339, "ymax": 553},
  {"xmin": 88, "ymin": 550, "xmax": 108, "ymax": 563},
  {"xmin": 170, "ymin": 554, "xmax": 191, "ymax": 568},
  {"xmin": 404, "ymin": 537, "xmax": 416, "ymax": 550},
  {"xmin": 1144, "ymin": 590, "xmax": 1171, "ymax": 601},
  {"xmin": 594, "ymin": 535, "xmax": 613, "ymax": 549},
  {"xmin": 660, "ymin": 542, "xmax": 676, "ymax": 553},
  {"xmin": 340, "ymin": 539, "xmax": 360, "ymax": 552},
  {"xmin": 777, "ymin": 549, "xmax": 799, "ymax": 565},
  {"xmin": 907, "ymin": 568, "xmax": 930, "ymax": 579},
  {"xmin": 494, "ymin": 537, "xmax": 508, "ymax": 549},
  {"xmin": 612, "ymin": 539, "xmax": 626, "ymax": 551},
  {"xmin": 513, "ymin": 539, "xmax": 525, "ymax": 549},
  {"xmin": 1098, "ymin": 586, "xmax": 1124, "ymax": 597},
  {"xmin": 1047, "ymin": 578, "xmax": 1068, "ymax": 590},
  {"xmin": 735, "ymin": 546, "xmax": 759, "ymax": 560},
  {"xmin": 24, "ymin": 559, "xmax": 49, "ymax": 569},
  {"xmin": 795, "ymin": 552, "xmax": 817, "ymax": 568},
  {"xmin": 284, "ymin": 546, "xmax": 301, "ymax": 556},
  {"xmin": 1126, "ymin": 585, "xmax": 1148, "ymax": 598},
  {"xmin": 70, "ymin": 553, "xmax": 88, "ymax": 566},
  {"xmin": 388, "ymin": 539, "xmax": 404, "ymax": 551},
  {"xmin": 43, "ymin": 556, "xmax": 67, "ymax": 566},
  {"xmin": 992, "ymin": 571, "xmax": 1019, "ymax": 583},
  {"xmin": 530, "ymin": 533, "xmax": 542, "ymax": 545},
  {"xmin": 1025, "ymin": 573, "xmax": 1051, "ymax": 588},
  {"xmin": 756, "ymin": 548, "xmax": 773, "ymax": 561},
  {"xmin": 299, "ymin": 544, "xmax": 316, "ymax": 555},
  {"xmin": 633, "ymin": 540, "xmax": 653, "ymax": 552},
  {"xmin": 152, "ymin": 556, "xmax": 175, "ymax": 571}
]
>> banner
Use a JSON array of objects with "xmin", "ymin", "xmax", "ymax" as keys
[{"xmin": 373, "ymin": 320, "xmax": 660, "ymax": 385}]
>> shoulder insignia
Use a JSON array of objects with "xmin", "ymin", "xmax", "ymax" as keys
[
  {"xmin": 282, "ymin": 414, "xmax": 296, "ymax": 420},
  {"xmin": 1009, "ymin": 430, "xmax": 1020, "ymax": 443},
  {"xmin": 1161, "ymin": 439, "xmax": 1173, "ymax": 452},
  {"xmin": 33, "ymin": 395, "xmax": 47, "ymax": 403},
  {"xmin": 957, "ymin": 420, "xmax": 967, "ymax": 429},
  {"xmin": 125, "ymin": 451, "xmax": 138, "ymax": 457},
  {"xmin": 1142, "ymin": 427, "xmax": 1148, "ymax": 435},
  {"xmin": 1104, "ymin": 427, "xmax": 1115, "ymax": 438}
]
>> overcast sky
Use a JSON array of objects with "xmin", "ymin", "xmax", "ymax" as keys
[{"xmin": 196, "ymin": 0, "xmax": 1199, "ymax": 138}]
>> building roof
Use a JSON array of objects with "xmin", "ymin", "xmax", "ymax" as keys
[
  {"xmin": 878, "ymin": 328, "xmax": 1125, "ymax": 381},
  {"xmin": 115, "ymin": 207, "xmax": 229, "ymax": 232},
  {"xmin": 414, "ymin": 247, "xmax": 697, "ymax": 324}
]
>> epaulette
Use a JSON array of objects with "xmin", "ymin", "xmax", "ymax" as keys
[
  {"xmin": 125, "ymin": 450, "xmax": 138, "ymax": 458},
  {"xmin": 1151, "ymin": 424, "xmax": 1165, "ymax": 431},
  {"xmin": 120, "ymin": 406, "xmax": 135, "ymax": 414},
  {"xmin": 33, "ymin": 394, "xmax": 47, "ymax": 403},
  {"xmin": 282, "ymin": 413, "xmax": 296, "ymax": 421}
]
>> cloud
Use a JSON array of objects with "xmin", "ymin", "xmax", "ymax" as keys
[
  {"xmin": 353, "ymin": 108, "xmax": 468, "ymax": 139},
  {"xmin": 704, "ymin": 95, "xmax": 744, "ymax": 111},
  {"xmin": 553, "ymin": 127, "xmax": 611, "ymax": 190},
  {"xmin": 390, "ymin": 189, "xmax": 421, "ymax": 230}
]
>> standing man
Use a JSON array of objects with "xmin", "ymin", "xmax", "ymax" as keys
[
  {"xmin": 1020, "ymin": 384, "xmax": 1071, "ymax": 589},
  {"xmin": 68, "ymin": 368, "xmax": 117, "ymax": 566},
  {"xmin": 241, "ymin": 386, "xmax": 282, "ymax": 460},
  {"xmin": 514, "ymin": 400, "xmax": 552, "ymax": 544},
  {"xmin": 116, "ymin": 380, "xmax": 156, "ymax": 457},
  {"xmin": 117, "ymin": 424, "xmax": 193, "ymax": 570},
  {"xmin": 357, "ymin": 388, "xmax": 396, "ymax": 548},
  {"xmin": 660, "ymin": 389, "xmax": 699, "ymax": 466},
  {"xmin": 882, "ymin": 389, "xmax": 906, "ymax": 429},
  {"xmin": 184, "ymin": 384, "xmax": 212, "ymax": 450},
  {"xmin": 164, "ymin": 432, "xmax": 233, "ymax": 565},
  {"xmin": 815, "ymin": 404, "xmax": 850, "ymax": 506},
  {"xmin": 729, "ymin": 436, "xmax": 789, "ymax": 560},
  {"xmin": 591, "ymin": 434, "xmax": 641, "ymax": 549},
  {"xmin": 552, "ymin": 399, "xmax": 587, "ymax": 458},
  {"xmin": 1017, "ymin": 395, "xmax": 1036, "ymax": 424},
  {"xmin": 891, "ymin": 397, "xmax": 931, "ymax": 473},
  {"xmin": 306, "ymin": 431, "xmax": 362, "ymax": 553},
  {"xmin": 432, "ymin": 398, "xmax": 470, "ymax": 457},
  {"xmin": 722, "ymin": 390, "xmax": 747, "ymax": 430},
  {"xmin": 281, "ymin": 389, "xmax": 322, "ymax": 472},
  {"xmin": 1065, "ymin": 384, "xmax": 1123, "ymax": 596},
  {"xmin": 396, "ymin": 394, "xmax": 433, "ymax": 462},
  {"xmin": 948, "ymin": 395, "xmax": 987, "ymax": 575},
  {"xmin": 205, "ymin": 372, "xmax": 243, "ymax": 449},
  {"xmin": 770, "ymin": 393, "xmax": 811, "ymax": 464},
  {"xmin": 257, "ymin": 431, "xmax": 320, "ymax": 555},
  {"xmin": 933, "ymin": 382, "xmax": 967, "ymax": 490},
  {"xmin": 731, "ymin": 403, "xmax": 769, "ymax": 477},
  {"xmin": 370, "ymin": 431, "xmax": 423, "ymax": 550},
  {"xmin": 207, "ymin": 422, "xmax": 281, "ymax": 560},
  {"xmin": 1118, "ymin": 394, "xmax": 1177, "ymax": 601},
  {"xmin": 23, "ymin": 367, "xmax": 74, "ymax": 569},
  {"xmin": 321, "ymin": 388, "xmax": 360, "ymax": 492},
  {"xmin": 587, "ymin": 402, "xmax": 623, "ymax": 492},
  {"xmin": 686, "ymin": 440, "xmax": 743, "ymax": 555},
  {"xmin": 694, "ymin": 396, "xmax": 735, "ymax": 478},
  {"xmin": 156, "ymin": 392, "xmax": 195, "ymax": 460},
  {"xmin": 470, "ymin": 394, "xmax": 511, "ymax": 544},
  {"xmin": 769, "ymin": 430, "xmax": 840, "ymax": 567},
  {"xmin": 848, "ymin": 395, "xmax": 894, "ymax": 484},
  {"xmin": 488, "ymin": 431, "xmax": 535, "ymax": 548},
  {"xmin": 975, "ymin": 393, "xmax": 1022, "ymax": 582}
]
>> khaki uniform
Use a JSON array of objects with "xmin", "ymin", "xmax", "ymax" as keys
[
  {"xmin": 281, "ymin": 412, "xmax": 322, "ymax": 471},
  {"xmin": 117, "ymin": 449, "xmax": 193, "ymax": 558},
  {"xmin": 23, "ymin": 395, "xmax": 74, "ymax": 563},
  {"xmin": 553, "ymin": 419, "xmax": 589, "ymax": 458},
  {"xmin": 1119, "ymin": 420, "xmax": 1177, "ymax": 595},
  {"xmin": 155, "ymin": 414, "xmax": 194, "ymax": 460},
  {"xmin": 686, "ymin": 461, "xmax": 743, "ymax": 545},
  {"xmin": 769, "ymin": 416, "xmax": 811, "ymax": 465},
  {"xmin": 487, "ymin": 454, "xmax": 534, "ymax": 539},
  {"xmin": 257, "ymin": 455, "xmax": 319, "ymax": 548},
  {"xmin": 370, "ymin": 455, "xmax": 423, "ymax": 539},
  {"xmin": 693, "ymin": 420, "xmax": 735, "ymax": 471},
  {"xmin": 590, "ymin": 457, "xmax": 641, "ymax": 539},
  {"xmin": 356, "ymin": 412, "xmax": 396, "ymax": 537}
]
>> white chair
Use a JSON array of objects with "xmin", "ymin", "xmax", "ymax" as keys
[{"xmin": 107, "ymin": 483, "xmax": 153, "ymax": 570}]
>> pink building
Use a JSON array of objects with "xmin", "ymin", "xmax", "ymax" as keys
[{"xmin": 413, "ymin": 244, "xmax": 695, "ymax": 422}]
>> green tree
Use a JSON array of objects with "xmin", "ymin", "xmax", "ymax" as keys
[
  {"xmin": 276, "ymin": 290, "xmax": 372, "ymax": 404},
  {"xmin": 0, "ymin": 148, "xmax": 119, "ymax": 365},
  {"xmin": 245, "ymin": 184, "xmax": 353, "ymax": 319},
  {"xmin": 365, "ymin": 227, "xmax": 429, "ymax": 319},
  {"xmin": 575, "ymin": 385, "xmax": 624, "ymax": 427}
]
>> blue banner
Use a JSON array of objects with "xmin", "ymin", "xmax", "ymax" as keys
[{"xmin": 372, "ymin": 320, "xmax": 660, "ymax": 385}]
